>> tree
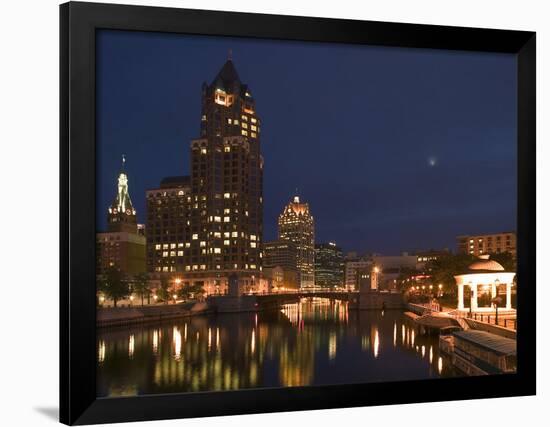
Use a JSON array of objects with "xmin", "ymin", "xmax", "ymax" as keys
[
  {"xmin": 177, "ymin": 282, "xmax": 205, "ymax": 301},
  {"xmin": 429, "ymin": 254, "xmax": 477, "ymax": 295},
  {"xmin": 100, "ymin": 267, "xmax": 129, "ymax": 307},
  {"xmin": 489, "ymin": 251, "xmax": 516, "ymax": 271},
  {"xmin": 157, "ymin": 275, "xmax": 171, "ymax": 304},
  {"xmin": 132, "ymin": 272, "xmax": 151, "ymax": 306}
]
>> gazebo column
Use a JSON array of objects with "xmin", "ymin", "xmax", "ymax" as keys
[
  {"xmin": 506, "ymin": 283, "xmax": 512, "ymax": 310},
  {"xmin": 457, "ymin": 284, "xmax": 464, "ymax": 310},
  {"xmin": 470, "ymin": 284, "xmax": 478, "ymax": 310}
]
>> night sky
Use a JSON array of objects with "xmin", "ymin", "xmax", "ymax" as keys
[{"xmin": 96, "ymin": 30, "xmax": 517, "ymax": 255}]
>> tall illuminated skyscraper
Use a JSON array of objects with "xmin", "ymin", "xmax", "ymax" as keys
[
  {"xmin": 146, "ymin": 56, "xmax": 264, "ymax": 294},
  {"xmin": 278, "ymin": 195, "xmax": 315, "ymax": 288}
]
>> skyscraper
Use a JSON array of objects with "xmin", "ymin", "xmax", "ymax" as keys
[
  {"xmin": 314, "ymin": 242, "xmax": 344, "ymax": 288},
  {"xmin": 146, "ymin": 57, "xmax": 264, "ymax": 295},
  {"xmin": 97, "ymin": 156, "xmax": 146, "ymax": 276},
  {"xmin": 278, "ymin": 195, "xmax": 315, "ymax": 288}
]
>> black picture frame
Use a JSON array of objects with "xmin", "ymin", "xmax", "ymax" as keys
[{"xmin": 60, "ymin": 1, "xmax": 536, "ymax": 425}]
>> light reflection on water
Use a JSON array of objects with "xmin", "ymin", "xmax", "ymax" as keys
[{"xmin": 97, "ymin": 297, "xmax": 458, "ymax": 397}]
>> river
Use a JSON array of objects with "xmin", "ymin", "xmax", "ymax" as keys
[{"xmin": 97, "ymin": 297, "xmax": 458, "ymax": 397}]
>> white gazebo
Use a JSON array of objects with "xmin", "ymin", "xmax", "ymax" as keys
[{"xmin": 454, "ymin": 255, "xmax": 515, "ymax": 312}]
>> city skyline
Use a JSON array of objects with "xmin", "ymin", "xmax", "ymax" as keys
[{"xmin": 97, "ymin": 30, "xmax": 517, "ymax": 254}]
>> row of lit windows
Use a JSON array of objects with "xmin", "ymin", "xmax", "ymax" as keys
[{"xmin": 155, "ymin": 264, "xmax": 262, "ymax": 272}]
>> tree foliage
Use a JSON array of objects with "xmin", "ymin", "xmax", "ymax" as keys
[
  {"xmin": 157, "ymin": 275, "xmax": 171, "ymax": 304},
  {"xmin": 99, "ymin": 267, "xmax": 129, "ymax": 307},
  {"xmin": 177, "ymin": 282, "xmax": 205, "ymax": 301},
  {"xmin": 132, "ymin": 272, "xmax": 151, "ymax": 306}
]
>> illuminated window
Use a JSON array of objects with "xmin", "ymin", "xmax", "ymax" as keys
[
  {"xmin": 242, "ymin": 122, "xmax": 248, "ymax": 129},
  {"xmin": 169, "ymin": 250, "xmax": 175, "ymax": 257},
  {"xmin": 162, "ymin": 244, "xmax": 169, "ymax": 249},
  {"xmin": 177, "ymin": 243, "xmax": 184, "ymax": 248},
  {"xmin": 185, "ymin": 242, "xmax": 191, "ymax": 248},
  {"xmin": 177, "ymin": 251, "xmax": 184, "ymax": 256},
  {"xmin": 162, "ymin": 251, "xmax": 168, "ymax": 257},
  {"xmin": 224, "ymin": 193, "xmax": 231, "ymax": 199},
  {"xmin": 251, "ymin": 132, "xmax": 257, "ymax": 138},
  {"xmin": 192, "ymin": 234, "xmax": 198, "ymax": 240},
  {"xmin": 241, "ymin": 130, "xmax": 248, "ymax": 136},
  {"xmin": 201, "ymin": 114, "xmax": 206, "ymax": 121},
  {"xmin": 224, "ymin": 216, "xmax": 230, "ymax": 223},
  {"xmin": 227, "ymin": 118, "xmax": 232, "ymax": 124},
  {"xmin": 192, "ymin": 265, "xmax": 198, "ymax": 271},
  {"xmin": 251, "ymin": 125, "xmax": 257, "ymax": 131},
  {"xmin": 155, "ymin": 244, "xmax": 161, "ymax": 250},
  {"xmin": 201, "ymin": 148, "xmax": 207, "ymax": 154},
  {"xmin": 224, "ymin": 208, "xmax": 230, "ymax": 214},
  {"xmin": 200, "ymin": 264, "xmax": 206, "ymax": 270},
  {"xmin": 185, "ymin": 266, "xmax": 191, "ymax": 271},
  {"xmin": 214, "ymin": 232, "xmax": 221, "ymax": 238},
  {"xmin": 251, "ymin": 117, "xmax": 257, "ymax": 123},
  {"xmin": 200, "ymin": 241, "xmax": 206, "ymax": 247},
  {"xmin": 250, "ymin": 242, "xmax": 257, "ymax": 248},
  {"xmin": 241, "ymin": 115, "xmax": 248, "ymax": 121},
  {"xmin": 231, "ymin": 231, "xmax": 238, "ymax": 238},
  {"xmin": 214, "ymin": 216, "xmax": 221, "ymax": 222},
  {"xmin": 224, "ymin": 146, "xmax": 231, "ymax": 153},
  {"xmin": 170, "ymin": 243, "xmax": 176, "ymax": 249},
  {"xmin": 224, "ymin": 240, "xmax": 230, "ymax": 246},
  {"xmin": 250, "ymin": 235, "xmax": 257, "ymax": 241},
  {"xmin": 214, "ymin": 248, "xmax": 221, "ymax": 254},
  {"xmin": 250, "ymin": 264, "xmax": 256, "ymax": 269}
]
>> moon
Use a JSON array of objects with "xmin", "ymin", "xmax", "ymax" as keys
[{"xmin": 428, "ymin": 156, "xmax": 437, "ymax": 167}]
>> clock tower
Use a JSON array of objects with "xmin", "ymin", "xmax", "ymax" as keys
[{"xmin": 107, "ymin": 155, "xmax": 137, "ymax": 233}]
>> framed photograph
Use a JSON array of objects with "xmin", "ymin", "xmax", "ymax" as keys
[{"xmin": 60, "ymin": 1, "xmax": 536, "ymax": 425}]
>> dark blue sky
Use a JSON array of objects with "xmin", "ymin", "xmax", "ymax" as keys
[{"xmin": 96, "ymin": 30, "xmax": 517, "ymax": 255}]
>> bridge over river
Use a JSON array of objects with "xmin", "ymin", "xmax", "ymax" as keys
[{"xmin": 208, "ymin": 289, "xmax": 403, "ymax": 312}]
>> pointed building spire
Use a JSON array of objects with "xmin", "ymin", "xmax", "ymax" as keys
[
  {"xmin": 121, "ymin": 153, "xmax": 126, "ymax": 171},
  {"xmin": 228, "ymin": 48, "xmax": 233, "ymax": 61}
]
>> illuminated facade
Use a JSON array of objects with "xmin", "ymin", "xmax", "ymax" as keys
[
  {"xmin": 314, "ymin": 242, "xmax": 344, "ymax": 288},
  {"xmin": 97, "ymin": 157, "xmax": 146, "ymax": 276},
  {"xmin": 145, "ymin": 58, "xmax": 263, "ymax": 295},
  {"xmin": 146, "ymin": 176, "xmax": 192, "ymax": 274},
  {"xmin": 457, "ymin": 232, "xmax": 516, "ymax": 258},
  {"xmin": 278, "ymin": 195, "xmax": 315, "ymax": 288},
  {"xmin": 263, "ymin": 240, "xmax": 299, "ymax": 290}
]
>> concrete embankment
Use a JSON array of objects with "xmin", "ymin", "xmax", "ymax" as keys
[{"xmin": 97, "ymin": 302, "xmax": 210, "ymax": 328}]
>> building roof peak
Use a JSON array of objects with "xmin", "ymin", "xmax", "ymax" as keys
[{"xmin": 212, "ymin": 57, "xmax": 241, "ymax": 88}]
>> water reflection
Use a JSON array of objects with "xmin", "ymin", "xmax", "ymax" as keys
[{"xmin": 97, "ymin": 297, "xmax": 458, "ymax": 397}]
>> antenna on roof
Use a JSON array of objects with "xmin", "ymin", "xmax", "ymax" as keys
[
  {"xmin": 122, "ymin": 154, "xmax": 126, "ymax": 169},
  {"xmin": 228, "ymin": 48, "xmax": 233, "ymax": 60}
]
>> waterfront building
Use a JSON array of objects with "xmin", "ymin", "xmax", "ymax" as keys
[
  {"xmin": 344, "ymin": 257, "xmax": 372, "ymax": 291},
  {"xmin": 457, "ymin": 232, "xmax": 516, "ymax": 258},
  {"xmin": 145, "ymin": 176, "xmax": 192, "ymax": 274},
  {"xmin": 372, "ymin": 255, "xmax": 419, "ymax": 290},
  {"xmin": 415, "ymin": 249, "xmax": 450, "ymax": 264},
  {"xmin": 314, "ymin": 242, "xmax": 344, "ymax": 288},
  {"xmin": 278, "ymin": 195, "xmax": 315, "ymax": 288},
  {"xmin": 263, "ymin": 240, "xmax": 299, "ymax": 290},
  {"xmin": 97, "ymin": 157, "xmax": 146, "ymax": 276},
  {"xmin": 453, "ymin": 254, "xmax": 516, "ymax": 312},
  {"xmin": 145, "ymin": 57, "xmax": 263, "ymax": 295}
]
